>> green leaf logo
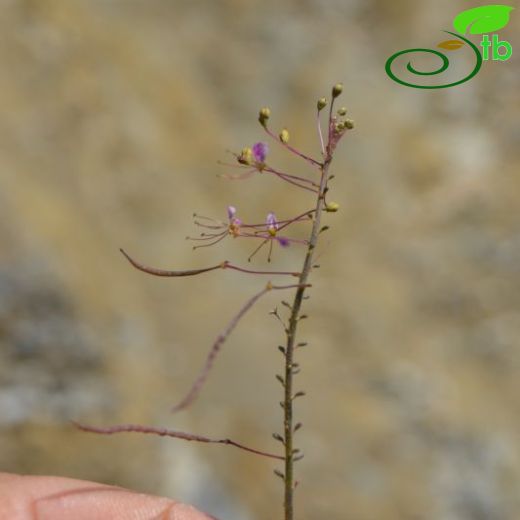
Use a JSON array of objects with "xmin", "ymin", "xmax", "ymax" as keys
[{"xmin": 453, "ymin": 5, "xmax": 514, "ymax": 35}]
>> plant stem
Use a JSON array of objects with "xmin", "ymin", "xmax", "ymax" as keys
[
  {"xmin": 283, "ymin": 156, "xmax": 332, "ymax": 520},
  {"xmin": 74, "ymin": 422, "xmax": 285, "ymax": 460}
]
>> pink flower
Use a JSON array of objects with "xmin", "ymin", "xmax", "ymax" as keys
[
  {"xmin": 277, "ymin": 236, "xmax": 290, "ymax": 247},
  {"xmin": 189, "ymin": 207, "xmax": 301, "ymax": 260},
  {"xmin": 265, "ymin": 212, "xmax": 290, "ymax": 248},
  {"xmin": 266, "ymin": 211, "xmax": 279, "ymax": 235},
  {"xmin": 227, "ymin": 206, "xmax": 237, "ymax": 220},
  {"xmin": 266, "ymin": 211, "xmax": 278, "ymax": 230},
  {"xmin": 252, "ymin": 142, "xmax": 268, "ymax": 163}
]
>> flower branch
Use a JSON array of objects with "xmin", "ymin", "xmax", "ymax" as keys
[
  {"xmin": 120, "ymin": 248, "xmax": 299, "ymax": 278},
  {"xmin": 170, "ymin": 282, "xmax": 310, "ymax": 413},
  {"xmin": 258, "ymin": 109, "xmax": 322, "ymax": 167},
  {"xmin": 73, "ymin": 422, "xmax": 284, "ymax": 460}
]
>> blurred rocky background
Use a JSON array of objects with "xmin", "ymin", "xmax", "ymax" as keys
[{"xmin": 0, "ymin": 0, "xmax": 519, "ymax": 519}]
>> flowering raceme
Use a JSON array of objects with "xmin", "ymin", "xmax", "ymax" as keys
[{"xmin": 76, "ymin": 83, "xmax": 354, "ymax": 520}]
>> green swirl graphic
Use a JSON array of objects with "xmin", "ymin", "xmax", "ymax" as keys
[{"xmin": 385, "ymin": 31, "xmax": 482, "ymax": 89}]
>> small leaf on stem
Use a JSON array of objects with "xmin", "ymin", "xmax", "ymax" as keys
[{"xmin": 272, "ymin": 433, "xmax": 285, "ymax": 443}]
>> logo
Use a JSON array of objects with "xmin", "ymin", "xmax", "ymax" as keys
[{"xmin": 385, "ymin": 5, "xmax": 514, "ymax": 89}]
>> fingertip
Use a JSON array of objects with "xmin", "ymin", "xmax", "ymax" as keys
[
  {"xmin": 168, "ymin": 502, "xmax": 218, "ymax": 520},
  {"xmin": 0, "ymin": 473, "xmax": 215, "ymax": 520}
]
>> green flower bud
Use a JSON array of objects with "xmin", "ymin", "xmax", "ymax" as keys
[
  {"xmin": 332, "ymin": 83, "xmax": 343, "ymax": 98},
  {"xmin": 279, "ymin": 128, "xmax": 290, "ymax": 144},
  {"xmin": 325, "ymin": 201, "xmax": 340, "ymax": 212},
  {"xmin": 258, "ymin": 107, "xmax": 271, "ymax": 126},
  {"xmin": 337, "ymin": 107, "xmax": 347, "ymax": 116},
  {"xmin": 344, "ymin": 118, "xmax": 354, "ymax": 129},
  {"xmin": 317, "ymin": 97, "xmax": 327, "ymax": 111},
  {"xmin": 238, "ymin": 147, "xmax": 253, "ymax": 165}
]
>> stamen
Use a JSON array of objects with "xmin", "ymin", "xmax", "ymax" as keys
[
  {"xmin": 218, "ymin": 170, "xmax": 256, "ymax": 181},
  {"xmin": 248, "ymin": 238, "xmax": 269, "ymax": 262},
  {"xmin": 187, "ymin": 232, "xmax": 226, "ymax": 241},
  {"xmin": 193, "ymin": 221, "xmax": 225, "ymax": 230},
  {"xmin": 193, "ymin": 234, "xmax": 228, "ymax": 249}
]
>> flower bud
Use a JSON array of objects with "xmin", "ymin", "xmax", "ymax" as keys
[
  {"xmin": 332, "ymin": 83, "xmax": 343, "ymax": 98},
  {"xmin": 258, "ymin": 107, "xmax": 271, "ymax": 126},
  {"xmin": 325, "ymin": 201, "xmax": 340, "ymax": 212},
  {"xmin": 334, "ymin": 122, "xmax": 344, "ymax": 132},
  {"xmin": 337, "ymin": 107, "xmax": 347, "ymax": 116},
  {"xmin": 279, "ymin": 128, "xmax": 290, "ymax": 143},
  {"xmin": 317, "ymin": 97, "xmax": 327, "ymax": 111},
  {"xmin": 238, "ymin": 147, "xmax": 253, "ymax": 165},
  {"xmin": 344, "ymin": 118, "xmax": 355, "ymax": 129}
]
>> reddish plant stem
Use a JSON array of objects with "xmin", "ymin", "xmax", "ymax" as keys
[
  {"xmin": 73, "ymin": 422, "xmax": 284, "ymax": 460},
  {"xmin": 120, "ymin": 249, "xmax": 299, "ymax": 278},
  {"xmin": 282, "ymin": 102, "xmax": 337, "ymax": 520},
  {"xmin": 121, "ymin": 248, "xmax": 222, "ymax": 277},
  {"xmin": 171, "ymin": 283, "xmax": 310, "ymax": 413},
  {"xmin": 263, "ymin": 167, "xmax": 319, "ymax": 187},
  {"xmin": 223, "ymin": 263, "xmax": 299, "ymax": 277},
  {"xmin": 262, "ymin": 166, "xmax": 319, "ymax": 193},
  {"xmin": 240, "ymin": 210, "xmax": 315, "ymax": 230},
  {"xmin": 262, "ymin": 126, "xmax": 321, "ymax": 167}
]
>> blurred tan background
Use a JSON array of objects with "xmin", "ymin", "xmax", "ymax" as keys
[{"xmin": 0, "ymin": 0, "xmax": 519, "ymax": 519}]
